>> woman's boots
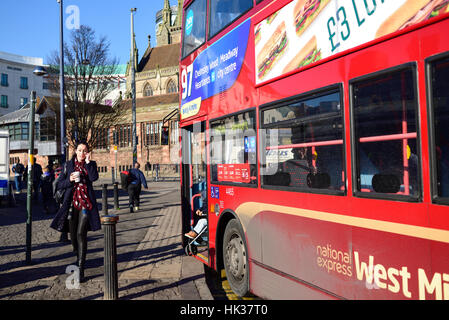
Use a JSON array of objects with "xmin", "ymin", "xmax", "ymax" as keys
[
  {"xmin": 68, "ymin": 206, "xmax": 78, "ymax": 262},
  {"xmin": 68, "ymin": 207, "xmax": 89, "ymax": 283}
]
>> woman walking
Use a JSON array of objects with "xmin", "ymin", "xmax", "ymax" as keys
[{"xmin": 50, "ymin": 140, "xmax": 100, "ymax": 282}]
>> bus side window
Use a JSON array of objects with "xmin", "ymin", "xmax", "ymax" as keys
[
  {"xmin": 261, "ymin": 87, "xmax": 345, "ymax": 193},
  {"xmin": 429, "ymin": 55, "xmax": 449, "ymax": 201},
  {"xmin": 210, "ymin": 110, "xmax": 257, "ymax": 186},
  {"xmin": 352, "ymin": 66, "xmax": 420, "ymax": 199}
]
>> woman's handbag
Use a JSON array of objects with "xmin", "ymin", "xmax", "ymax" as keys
[
  {"xmin": 54, "ymin": 188, "xmax": 65, "ymax": 204},
  {"xmin": 53, "ymin": 163, "xmax": 67, "ymax": 204}
]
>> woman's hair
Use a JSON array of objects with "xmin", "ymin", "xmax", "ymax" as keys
[
  {"xmin": 71, "ymin": 140, "xmax": 90, "ymax": 161},
  {"xmin": 75, "ymin": 140, "xmax": 89, "ymax": 151}
]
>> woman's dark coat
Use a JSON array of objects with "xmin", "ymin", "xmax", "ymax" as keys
[{"xmin": 50, "ymin": 159, "xmax": 101, "ymax": 232}]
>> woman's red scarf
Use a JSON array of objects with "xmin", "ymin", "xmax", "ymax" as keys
[{"xmin": 72, "ymin": 159, "xmax": 92, "ymax": 211}]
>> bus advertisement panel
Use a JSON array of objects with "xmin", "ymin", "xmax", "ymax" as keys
[
  {"xmin": 180, "ymin": 19, "xmax": 251, "ymax": 119},
  {"xmin": 255, "ymin": 0, "xmax": 449, "ymax": 84}
]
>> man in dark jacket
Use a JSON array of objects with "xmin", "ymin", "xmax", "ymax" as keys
[
  {"xmin": 25, "ymin": 161, "xmax": 43, "ymax": 201},
  {"xmin": 128, "ymin": 162, "xmax": 148, "ymax": 213},
  {"xmin": 53, "ymin": 163, "xmax": 70, "ymax": 242},
  {"xmin": 11, "ymin": 159, "xmax": 25, "ymax": 194},
  {"xmin": 40, "ymin": 167, "xmax": 55, "ymax": 214}
]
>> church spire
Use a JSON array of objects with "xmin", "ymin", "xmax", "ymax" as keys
[
  {"xmin": 175, "ymin": 0, "xmax": 184, "ymax": 27},
  {"xmin": 163, "ymin": 0, "xmax": 172, "ymax": 26}
]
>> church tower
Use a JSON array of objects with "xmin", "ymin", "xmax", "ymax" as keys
[
  {"xmin": 175, "ymin": 0, "xmax": 184, "ymax": 27},
  {"xmin": 162, "ymin": 0, "xmax": 171, "ymax": 26},
  {"xmin": 156, "ymin": 0, "xmax": 184, "ymax": 46}
]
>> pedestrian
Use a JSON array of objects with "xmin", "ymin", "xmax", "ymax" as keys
[
  {"xmin": 184, "ymin": 202, "xmax": 208, "ymax": 240},
  {"xmin": 11, "ymin": 159, "xmax": 25, "ymax": 194},
  {"xmin": 40, "ymin": 167, "xmax": 55, "ymax": 214},
  {"xmin": 145, "ymin": 161, "xmax": 151, "ymax": 176},
  {"xmin": 155, "ymin": 163, "xmax": 160, "ymax": 181},
  {"xmin": 50, "ymin": 140, "xmax": 100, "ymax": 283},
  {"xmin": 184, "ymin": 190, "xmax": 207, "ymax": 239},
  {"xmin": 53, "ymin": 163, "xmax": 62, "ymax": 179},
  {"xmin": 46, "ymin": 160, "xmax": 54, "ymax": 178},
  {"xmin": 25, "ymin": 161, "xmax": 43, "ymax": 201},
  {"xmin": 128, "ymin": 162, "xmax": 148, "ymax": 213},
  {"xmin": 53, "ymin": 163, "xmax": 70, "ymax": 243}
]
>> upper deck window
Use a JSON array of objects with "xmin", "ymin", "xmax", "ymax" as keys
[
  {"xmin": 209, "ymin": 0, "xmax": 253, "ymax": 38},
  {"xmin": 182, "ymin": 0, "xmax": 207, "ymax": 59}
]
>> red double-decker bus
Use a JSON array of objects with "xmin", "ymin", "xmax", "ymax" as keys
[{"xmin": 179, "ymin": 0, "xmax": 449, "ymax": 300}]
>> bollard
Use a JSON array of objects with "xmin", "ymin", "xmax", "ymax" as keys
[
  {"xmin": 8, "ymin": 182, "xmax": 16, "ymax": 207},
  {"xmin": 111, "ymin": 167, "xmax": 115, "ymax": 184},
  {"xmin": 102, "ymin": 184, "xmax": 108, "ymax": 215},
  {"xmin": 113, "ymin": 182, "xmax": 119, "ymax": 210},
  {"xmin": 101, "ymin": 215, "xmax": 119, "ymax": 300}
]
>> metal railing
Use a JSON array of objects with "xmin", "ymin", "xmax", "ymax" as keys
[{"xmin": 106, "ymin": 164, "xmax": 180, "ymax": 182}]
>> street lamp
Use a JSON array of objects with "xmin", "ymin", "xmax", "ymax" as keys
[
  {"xmin": 57, "ymin": 0, "xmax": 66, "ymax": 164},
  {"xmin": 130, "ymin": 8, "xmax": 137, "ymax": 166},
  {"xmin": 25, "ymin": 66, "xmax": 48, "ymax": 265},
  {"xmin": 33, "ymin": 66, "xmax": 47, "ymax": 77}
]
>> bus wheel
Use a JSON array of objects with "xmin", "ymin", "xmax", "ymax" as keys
[{"xmin": 223, "ymin": 219, "xmax": 249, "ymax": 297}]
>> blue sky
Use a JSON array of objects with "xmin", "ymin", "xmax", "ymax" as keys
[{"xmin": 0, "ymin": 0, "xmax": 178, "ymax": 65}]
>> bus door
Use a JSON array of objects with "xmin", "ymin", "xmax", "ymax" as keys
[
  {"xmin": 0, "ymin": 130, "xmax": 10, "ymax": 199},
  {"xmin": 181, "ymin": 121, "xmax": 209, "ymax": 262}
]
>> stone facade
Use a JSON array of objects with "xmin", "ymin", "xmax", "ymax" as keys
[{"xmin": 93, "ymin": 94, "xmax": 180, "ymax": 175}]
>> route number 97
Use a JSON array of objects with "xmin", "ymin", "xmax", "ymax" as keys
[{"xmin": 181, "ymin": 63, "xmax": 193, "ymax": 100}]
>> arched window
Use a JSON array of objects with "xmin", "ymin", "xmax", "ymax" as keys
[
  {"xmin": 166, "ymin": 79, "xmax": 178, "ymax": 94},
  {"xmin": 143, "ymin": 83, "xmax": 153, "ymax": 97}
]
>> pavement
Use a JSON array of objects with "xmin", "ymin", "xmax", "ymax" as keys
[{"xmin": 0, "ymin": 180, "xmax": 214, "ymax": 300}]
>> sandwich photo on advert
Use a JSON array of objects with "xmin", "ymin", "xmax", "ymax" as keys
[
  {"xmin": 283, "ymin": 36, "xmax": 321, "ymax": 74},
  {"xmin": 255, "ymin": 23, "xmax": 262, "ymax": 46},
  {"xmin": 294, "ymin": 0, "xmax": 331, "ymax": 37},
  {"xmin": 266, "ymin": 11, "xmax": 280, "ymax": 25},
  {"xmin": 375, "ymin": 0, "xmax": 449, "ymax": 38},
  {"xmin": 257, "ymin": 21, "xmax": 288, "ymax": 80}
]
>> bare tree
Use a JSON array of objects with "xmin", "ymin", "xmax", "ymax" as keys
[{"xmin": 47, "ymin": 25, "xmax": 125, "ymax": 149}]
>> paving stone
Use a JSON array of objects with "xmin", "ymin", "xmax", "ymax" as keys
[{"xmin": 0, "ymin": 181, "xmax": 212, "ymax": 300}]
